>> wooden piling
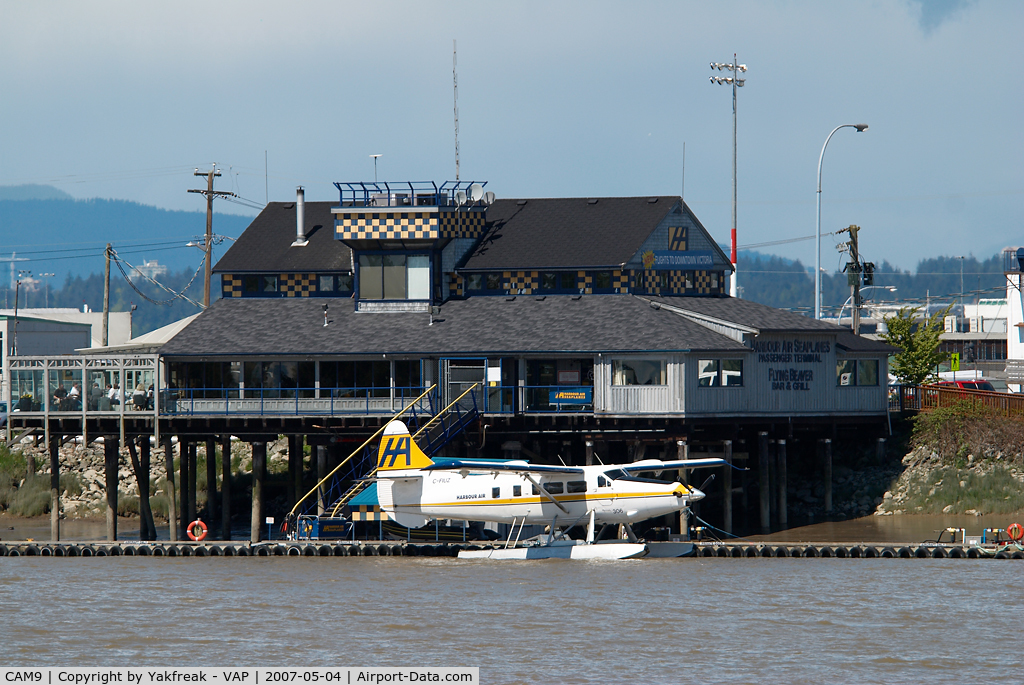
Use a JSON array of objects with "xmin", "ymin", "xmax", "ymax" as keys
[
  {"xmin": 758, "ymin": 432, "xmax": 770, "ymax": 533},
  {"xmin": 126, "ymin": 437, "xmax": 155, "ymax": 540},
  {"xmin": 768, "ymin": 440, "xmax": 777, "ymax": 523},
  {"xmin": 317, "ymin": 445, "xmax": 327, "ymax": 516},
  {"xmin": 288, "ymin": 435, "xmax": 299, "ymax": 506},
  {"xmin": 876, "ymin": 437, "xmax": 886, "ymax": 465},
  {"xmin": 179, "ymin": 440, "xmax": 189, "ymax": 539},
  {"xmin": 251, "ymin": 441, "xmax": 266, "ymax": 543},
  {"xmin": 104, "ymin": 436, "xmax": 119, "ymax": 541},
  {"xmin": 777, "ymin": 439, "xmax": 787, "ymax": 528},
  {"xmin": 221, "ymin": 434, "xmax": 232, "ymax": 540},
  {"xmin": 823, "ymin": 438, "xmax": 833, "ymax": 513},
  {"xmin": 187, "ymin": 441, "xmax": 197, "ymax": 526},
  {"xmin": 585, "ymin": 440, "xmax": 594, "ymax": 466},
  {"xmin": 723, "ymin": 439, "xmax": 733, "ymax": 534},
  {"xmin": 49, "ymin": 434, "xmax": 60, "ymax": 542},
  {"xmin": 163, "ymin": 436, "xmax": 178, "ymax": 542},
  {"xmin": 206, "ymin": 438, "xmax": 217, "ymax": 527},
  {"xmin": 140, "ymin": 436, "xmax": 154, "ymax": 540}
]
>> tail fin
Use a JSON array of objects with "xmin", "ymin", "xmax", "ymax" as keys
[{"xmin": 376, "ymin": 420, "xmax": 434, "ymax": 471}]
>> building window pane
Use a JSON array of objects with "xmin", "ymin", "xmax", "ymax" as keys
[
  {"xmin": 467, "ymin": 274, "xmax": 483, "ymax": 291},
  {"xmin": 359, "ymin": 255, "xmax": 383, "ymax": 300},
  {"xmin": 486, "ymin": 273, "xmax": 501, "ymax": 290},
  {"xmin": 722, "ymin": 359, "xmax": 743, "ymax": 387},
  {"xmin": 836, "ymin": 359, "xmax": 856, "ymax": 386},
  {"xmin": 560, "ymin": 272, "xmax": 575, "ymax": 289},
  {"xmin": 244, "ymin": 276, "xmax": 258, "ymax": 293},
  {"xmin": 697, "ymin": 359, "xmax": 719, "ymax": 387},
  {"xmin": 612, "ymin": 359, "xmax": 666, "ymax": 386},
  {"xmin": 337, "ymin": 274, "xmax": 353, "ymax": 292},
  {"xmin": 262, "ymin": 276, "xmax": 278, "ymax": 292},
  {"xmin": 407, "ymin": 255, "xmax": 430, "ymax": 299},
  {"xmin": 319, "ymin": 275, "xmax": 335, "ymax": 292},
  {"xmin": 382, "ymin": 255, "xmax": 406, "ymax": 299},
  {"xmin": 858, "ymin": 360, "xmax": 879, "ymax": 386},
  {"xmin": 541, "ymin": 273, "xmax": 557, "ymax": 290},
  {"xmin": 595, "ymin": 272, "xmax": 611, "ymax": 289}
]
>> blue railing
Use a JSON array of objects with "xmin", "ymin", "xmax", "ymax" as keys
[{"xmin": 163, "ymin": 386, "xmax": 433, "ymax": 417}]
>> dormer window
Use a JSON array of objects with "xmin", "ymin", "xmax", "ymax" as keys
[{"xmin": 359, "ymin": 254, "xmax": 430, "ymax": 300}]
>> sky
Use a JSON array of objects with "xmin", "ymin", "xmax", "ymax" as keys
[{"xmin": 0, "ymin": 0, "xmax": 1021, "ymax": 274}]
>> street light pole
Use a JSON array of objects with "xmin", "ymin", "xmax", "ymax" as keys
[
  {"xmin": 710, "ymin": 55, "xmax": 747, "ymax": 298},
  {"xmin": 816, "ymin": 123, "xmax": 868, "ymax": 319},
  {"xmin": 954, "ymin": 255, "xmax": 966, "ymax": 310}
]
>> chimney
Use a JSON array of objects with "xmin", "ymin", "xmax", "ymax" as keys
[{"xmin": 291, "ymin": 186, "xmax": 307, "ymax": 247}]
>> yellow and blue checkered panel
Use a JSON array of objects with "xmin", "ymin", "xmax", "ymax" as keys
[
  {"xmin": 669, "ymin": 225, "xmax": 688, "ymax": 251},
  {"xmin": 450, "ymin": 272, "xmax": 464, "ymax": 296},
  {"xmin": 280, "ymin": 273, "xmax": 317, "ymax": 297},
  {"xmin": 438, "ymin": 209, "xmax": 487, "ymax": 239},
  {"xmin": 505, "ymin": 270, "xmax": 538, "ymax": 294},
  {"xmin": 350, "ymin": 505, "xmax": 391, "ymax": 521},
  {"xmin": 336, "ymin": 211, "xmax": 439, "ymax": 241},
  {"xmin": 222, "ymin": 274, "xmax": 244, "ymax": 298},
  {"xmin": 612, "ymin": 270, "xmax": 629, "ymax": 293}
]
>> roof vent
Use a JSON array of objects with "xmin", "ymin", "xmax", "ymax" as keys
[
  {"xmin": 291, "ymin": 187, "xmax": 308, "ymax": 247},
  {"xmin": 505, "ymin": 296, "xmax": 516, "ymax": 302},
  {"xmin": 647, "ymin": 198, "xmax": 659, "ymax": 204},
  {"xmin": 516, "ymin": 200, "xmax": 528, "ymax": 206},
  {"xmin": 535, "ymin": 296, "xmax": 546, "ymax": 301},
  {"xmin": 588, "ymin": 199, "xmax": 598, "ymax": 205},
  {"xmin": 571, "ymin": 295, "xmax": 582, "ymax": 301}
]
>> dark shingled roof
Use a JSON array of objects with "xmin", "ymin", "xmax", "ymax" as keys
[
  {"xmin": 161, "ymin": 294, "xmax": 747, "ymax": 357},
  {"xmin": 213, "ymin": 201, "xmax": 352, "ymax": 273},
  {"xmin": 646, "ymin": 295, "xmax": 841, "ymax": 333},
  {"xmin": 463, "ymin": 196, "xmax": 680, "ymax": 271},
  {"xmin": 834, "ymin": 330, "xmax": 900, "ymax": 354}
]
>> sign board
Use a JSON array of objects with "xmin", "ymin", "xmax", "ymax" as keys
[
  {"xmin": 642, "ymin": 250, "xmax": 714, "ymax": 271},
  {"xmin": 549, "ymin": 387, "xmax": 593, "ymax": 404},
  {"xmin": 950, "ymin": 353, "xmax": 960, "ymax": 372},
  {"xmin": 265, "ymin": 517, "xmax": 275, "ymax": 524}
]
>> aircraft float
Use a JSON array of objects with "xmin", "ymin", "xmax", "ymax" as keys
[{"xmin": 373, "ymin": 419, "xmax": 729, "ymax": 560}]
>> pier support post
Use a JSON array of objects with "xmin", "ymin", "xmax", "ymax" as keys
[
  {"xmin": 163, "ymin": 436, "xmax": 178, "ymax": 542},
  {"xmin": 585, "ymin": 440, "xmax": 594, "ymax": 466},
  {"xmin": 777, "ymin": 439, "xmax": 787, "ymax": 528},
  {"xmin": 823, "ymin": 438, "xmax": 833, "ymax": 514},
  {"xmin": 768, "ymin": 440, "xmax": 777, "ymax": 523},
  {"xmin": 221, "ymin": 434, "xmax": 232, "ymax": 540},
  {"xmin": 179, "ymin": 440, "xmax": 189, "ymax": 539},
  {"xmin": 127, "ymin": 437, "xmax": 156, "ymax": 540},
  {"xmin": 317, "ymin": 444, "xmax": 327, "ymax": 516},
  {"xmin": 49, "ymin": 434, "xmax": 60, "ymax": 542},
  {"xmin": 758, "ymin": 432, "xmax": 770, "ymax": 533},
  {"xmin": 677, "ymin": 440, "xmax": 689, "ymax": 539},
  {"xmin": 104, "ymin": 435, "xmax": 119, "ymax": 541},
  {"xmin": 250, "ymin": 441, "xmax": 266, "ymax": 543},
  {"xmin": 723, "ymin": 440, "xmax": 733, "ymax": 534},
  {"xmin": 288, "ymin": 435, "xmax": 301, "ymax": 507},
  {"xmin": 876, "ymin": 437, "xmax": 886, "ymax": 465},
  {"xmin": 206, "ymin": 438, "xmax": 217, "ymax": 527},
  {"xmin": 187, "ymin": 441, "xmax": 197, "ymax": 527}
]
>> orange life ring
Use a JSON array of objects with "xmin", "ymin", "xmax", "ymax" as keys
[
  {"xmin": 1008, "ymin": 523, "xmax": 1024, "ymax": 542},
  {"xmin": 186, "ymin": 519, "xmax": 208, "ymax": 541}
]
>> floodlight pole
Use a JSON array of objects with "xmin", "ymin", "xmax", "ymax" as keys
[
  {"xmin": 815, "ymin": 124, "xmax": 868, "ymax": 319},
  {"xmin": 709, "ymin": 55, "xmax": 747, "ymax": 298}
]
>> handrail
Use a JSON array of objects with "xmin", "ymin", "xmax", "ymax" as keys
[
  {"xmin": 287, "ymin": 384, "xmax": 436, "ymax": 517},
  {"xmin": 328, "ymin": 382, "xmax": 481, "ymax": 517}
]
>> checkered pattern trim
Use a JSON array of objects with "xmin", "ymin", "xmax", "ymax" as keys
[
  {"xmin": 438, "ymin": 209, "xmax": 486, "ymax": 239},
  {"xmin": 505, "ymin": 270, "xmax": 538, "ymax": 294},
  {"xmin": 350, "ymin": 505, "xmax": 390, "ymax": 522},
  {"xmin": 280, "ymin": 273, "xmax": 317, "ymax": 297},
  {"xmin": 668, "ymin": 272, "xmax": 686, "ymax": 293},
  {"xmin": 577, "ymin": 270, "xmax": 592, "ymax": 294},
  {"xmin": 612, "ymin": 270, "xmax": 629, "ymax": 293},
  {"xmin": 669, "ymin": 225, "xmax": 688, "ymax": 251},
  {"xmin": 640, "ymin": 270, "xmax": 663, "ymax": 294},
  {"xmin": 222, "ymin": 274, "xmax": 244, "ymax": 298},
  {"xmin": 336, "ymin": 211, "xmax": 439, "ymax": 241},
  {"xmin": 450, "ymin": 272, "xmax": 464, "ymax": 296}
]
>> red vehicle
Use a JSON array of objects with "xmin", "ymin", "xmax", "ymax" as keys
[{"xmin": 933, "ymin": 379, "xmax": 996, "ymax": 392}]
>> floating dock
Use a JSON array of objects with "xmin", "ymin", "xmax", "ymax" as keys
[{"xmin": 1, "ymin": 540, "xmax": 1023, "ymax": 559}]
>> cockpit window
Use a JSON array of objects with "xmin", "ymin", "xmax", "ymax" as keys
[{"xmin": 603, "ymin": 469, "xmax": 628, "ymax": 481}]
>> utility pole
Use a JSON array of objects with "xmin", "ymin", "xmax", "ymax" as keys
[
  {"xmin": 103, "ymin": 244, "xmax": 111, "ymax": 347},
  {"xmin": 188, "ymin": 165, "xmax": 233, "ymax": 308},
  {"xmin": 710, "ymin": 54, "xmax": 747, "ymax": 299},
  {"xmin": 838, "ymin": 225, "xmax": 861, "ymax": 334}
]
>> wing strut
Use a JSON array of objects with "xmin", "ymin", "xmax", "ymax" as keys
[{"xmin": 523, "ymin": 474, "xmax": 569, "ymax": 513}]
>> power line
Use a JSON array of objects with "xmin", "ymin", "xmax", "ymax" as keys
[{"xmin": 110, "ymin": 249, "xmax": 205, "ymax": 309}]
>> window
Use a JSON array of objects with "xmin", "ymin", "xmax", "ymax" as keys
[
  {"xmin": 837, "ymin": 359, "xmax": 879, "ymax": 387},
  {"xmin": 542, "ymin": 272, "xmax": 557, "ymax": 290},
  {"xmin": 394, "ymin": 360, "xmax": 422, "ymax": 392},
  {"xmin": 337, "ymin": 274, "xmax": 353, "ymax": 292},
  {"xmin": 486, "ymin": 273, "xmax": 501, "ymax": 290},
  {"xmin": 567, "ymin": 480, "xmax": 587, "ymax": 493},
  {"xmin": 560, "ymin": 272, "xmax": 575, "ymax": 289},
  {"xmin": 513, "ymin": 485, "xmax": 522, "ymax": 497},
  {"xmin": 545, "ymin": 482, "xmax": 564, "ymax": 494},
  {"xmin": 698, "ymin": 359, "xmax": 743, "ymax": 387},
  {"xmin": 359, "ymin": 254, "xmax": 430, "ymax": 300},
  {"xmin": 262, "ymin": 275, "xmax": 278, "ymax": 292},
  {"xmin": 659, "ymin": 272, "xmax": 669, "ymax": 289},
  {"xmin": 597, "ymin": 476, "xmax": 610, "ymax": 488},
  {"xmin": 467, "ymin": 274, "xmax": 483, "ymax": 291},
  {"xmin": 594, "ymin": 272, "xmax": 611, "ymax": 289},
  {"xmin": 319, "ymin": 275, "xmax": 335, "ymax": 292},
  {"xmin": 711, "ymin": 272, "xmax": 720, "ymax": 289},
  {"xmin": 244, "ymin": 276, "xmax": 258, "ymax": 293},
  {"xmin": 492, "ymin": 487, "xmax": 500, "ymax": 499},
  {"xmin": 612, "ymin": 359, "xmax": 667, "ymax": 386}
]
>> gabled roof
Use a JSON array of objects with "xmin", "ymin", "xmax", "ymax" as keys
[
  {"xmin": 213, "ymin": 201, "xmax": 352, "ymax": 274},
  {"xmin": 462, "ymin": 196, "xmax": 680, "ymax": 271},
  {"xmin": 646, "ymin": 295, "xmax": 840, "ymax": 333},
  {"xmin": 160, "ymin": 294, "xmax": 746, "ymax": 357}
]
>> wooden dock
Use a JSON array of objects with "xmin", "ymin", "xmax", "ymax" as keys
[{"xmin": 2, "ymin": 539, "xmax": 1023, "ymax": 559}]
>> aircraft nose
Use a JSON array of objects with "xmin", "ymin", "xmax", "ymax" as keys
[{"xmin": 689, "ymin": 487, "xmax": 706, "ymax": 502}]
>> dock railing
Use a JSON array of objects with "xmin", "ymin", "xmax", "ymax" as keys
[{"xmin": 889, "ymin": 384, "xmax": 1024, "ymax": 417}]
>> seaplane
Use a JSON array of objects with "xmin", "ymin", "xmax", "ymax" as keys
[{"xmin": 372, "ymin": 419, "xmax": 729, "ymax": 560}]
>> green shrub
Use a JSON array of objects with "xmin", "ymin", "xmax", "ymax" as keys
[
  {"xmin": 8, "ymin": 477, "xmax": 51, "ymax": 516},
  {"xmin": 892, "ymin": 464, "xmax": 1024, "ymax": 515},
  {"xmin": 117, "ymin": 495, "xmax": 140, "ymax": 517},
  {"xmin": 913, "ymin": 401, "xmax": 1024, "ymax": 464},
  {"xmin": 60, "ymin": 472, "xmax": 83, "ymax": 497}
]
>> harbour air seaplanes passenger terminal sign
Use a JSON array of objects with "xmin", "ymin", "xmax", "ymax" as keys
[{"xmin": 754, "ymin": 338, "xmax": 831, "ymax": 392}]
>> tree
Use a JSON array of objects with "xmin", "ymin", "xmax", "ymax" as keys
[{"xmin": 880, "ymin": 305, "xmax": 951, "ymax": 385}]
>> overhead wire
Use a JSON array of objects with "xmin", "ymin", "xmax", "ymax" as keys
[{"xmin": 110, "ymin": 248, "xmax": 205, "ymax": 309}]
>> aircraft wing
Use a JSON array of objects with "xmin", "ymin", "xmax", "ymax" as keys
[
  {"xmin": 622, "ymin": 458, "xmax": 728, "ymax": 472},
  {"xmin": 424, "ymin": 459, "xmax": 585, "ymax": 475}
]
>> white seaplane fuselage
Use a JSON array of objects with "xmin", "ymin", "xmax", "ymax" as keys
[{"xmin": 377, "ymin": 460, "xmax": 705, "ymax": 529}]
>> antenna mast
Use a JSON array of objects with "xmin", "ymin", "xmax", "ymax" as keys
[{"xmin": 453, "ymin": 39, "xmax": 460, "ymax": 181}]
